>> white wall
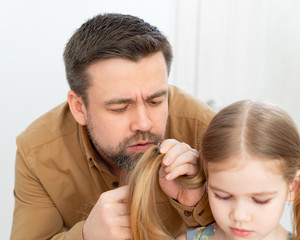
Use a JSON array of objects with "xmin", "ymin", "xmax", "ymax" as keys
[
  {"xmin": 1, "ymin": 0, "xmax": 298, "ymax": 238},
  {"xmin": 174, "ymin": 0, "xmax": 300, "ymax": 123}
]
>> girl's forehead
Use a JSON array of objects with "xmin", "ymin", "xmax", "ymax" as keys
[
  {"xmin": 207, "ymin": 157, "xmax": 288, "ymax": 195},
  {"xmin": 207, "ymin": 154, "xmax": 283, "ymax": 176}
]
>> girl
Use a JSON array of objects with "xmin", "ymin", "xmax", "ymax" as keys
[{"xmin": 128, "ymin": 100, "xmax": 300, "ymax": 240}]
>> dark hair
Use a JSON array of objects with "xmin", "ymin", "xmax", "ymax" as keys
[{"xmin": 63, "ymin": 13, "xmax": 173, "ymax": 105}]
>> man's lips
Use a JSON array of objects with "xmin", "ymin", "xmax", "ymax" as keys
[
  {"xmin": 128, "ymin": 142, "xmax": 155, "ymax": 152},
  {"xmin": 230, "ymin": 227, "xmax": 253, "ymax": 237}
]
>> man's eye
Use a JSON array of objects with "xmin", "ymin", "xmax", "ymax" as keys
[
  {"xmin": 150, "ymin": 100, "xmax": 162, "ymax": 106},
  {"xmin": 111, "ymin": 106, "xmax": 128, "ymax": 112},
  {"xmin": 253, "ymin": 198, "xmax": 271, "ymax": 205},
  {"xmin": 214, "ymin": 193, "xmax": 231, "ymax": 200}
]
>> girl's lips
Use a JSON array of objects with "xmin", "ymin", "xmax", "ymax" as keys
[
  {"xmin": 128, "ymin": 142, "xmax": 154, "ymax": 152},
  {"xmin": 230, "ymin": 227, "xmax": 253, "ymax": 237}
]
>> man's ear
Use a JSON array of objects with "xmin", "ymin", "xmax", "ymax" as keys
[
  {"xmin": 67, "ymin": 90, "xmax": 88, "ymax": 126},
  {"xmin": 288, "ymin": 169, "xmax": 300, "ymax": 201}
]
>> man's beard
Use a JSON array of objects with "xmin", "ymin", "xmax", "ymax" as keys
[{"xmin": 86, "ymin": 116, "xmax": 163, "ymax": 171}]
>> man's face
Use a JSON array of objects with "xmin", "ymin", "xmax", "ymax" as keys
[{"xmin": 84, "ymin": 52, "xmax": 169, "ymax": 170}]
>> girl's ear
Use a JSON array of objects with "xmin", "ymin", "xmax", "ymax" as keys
[
  {"xmin": 287, "ymin": 169, "xmax": 300, "ymax": 201},
  {"xmin": 67, "ymin": 90, "xmax": 88, "ymax": 126}
]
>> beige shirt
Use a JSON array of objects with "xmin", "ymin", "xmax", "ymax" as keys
[{"xmin": 11, "ymin": 85, "xmax": 215, "ymax": 240}]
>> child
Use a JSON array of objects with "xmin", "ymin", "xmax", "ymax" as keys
[{"xmin": 128, "ymin": 100, "xmax": 300, "ymax": 240}]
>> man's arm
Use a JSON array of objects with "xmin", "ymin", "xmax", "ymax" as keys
[
  {"xmin": 11, "ymin": 150, "xmax": 132, "ymax": 240},
  {"xmin": 11, "ymin": 151, "xmax": 82, "ymax": 240}
]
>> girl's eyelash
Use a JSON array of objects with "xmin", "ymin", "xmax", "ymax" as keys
[
  {"xmin": 214, "ymin": 192, "xmax": 271, "ymax": 205},
  {"xmin": 253, "ymin": 198, "xmax": 271, "ymax": 205},
  {"xmin": 214, "ymin": 193, "xmax": 231, "ymax": 200}
]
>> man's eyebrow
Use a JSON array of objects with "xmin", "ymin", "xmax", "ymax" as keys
[
  {"xmin": 104, "ymin": 98, "xmax": 134, "ymax": 106},
  {"xmin": 104, "ymin": 90, "xmax": 168, "ymax": 106},
  {"xmin": 146, "ymin": 90, "xmax": 168, "ymax": 101}
]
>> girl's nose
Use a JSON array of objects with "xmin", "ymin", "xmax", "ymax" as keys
[{"xmin": 230, "ymin": 202, "xmax": 252, "ymax": 223}]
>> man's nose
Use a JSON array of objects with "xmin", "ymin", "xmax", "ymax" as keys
[{"xmin": 130, "ymin": 105, "xmax": 153, "ymax": 132}]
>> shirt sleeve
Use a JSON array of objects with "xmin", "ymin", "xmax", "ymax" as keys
[
  {"xmin": 169, "ymin": 190, "xmax": 214, "ymax": 228},
  {"xmin": 51, "ymin": 222, "xmax": 85, "ymax": 240},
  {"xmin": 10, "ymin": 150, "xmax": 84, "ymax": 240}
]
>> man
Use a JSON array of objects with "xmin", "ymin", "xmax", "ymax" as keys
[{"xmin": 11, "ymin": 13, "xmax": 214, "ymax": 239}]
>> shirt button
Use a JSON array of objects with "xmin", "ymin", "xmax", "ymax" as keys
[
  {"xmin": 112, "ymin": 182, "xmax": 119, "ymax": 188},
  {"xmin": 88, "ymin": 158, "xmax": 94, "ymax": 166},
  {"xmin": 184, "ymin": 210, "xmax": 192, "ymax": 217},
  {"xmin": 198, "ymin": 210, "xmax": 204, "ymax": 216}
]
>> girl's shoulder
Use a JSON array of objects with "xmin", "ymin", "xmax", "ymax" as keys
[
  {"xmin": 287, "ymin": 232, "xmax": 295, "ymax": 240},
  {"xmin": 186, "ymin": 223, "xmax": 217, "ymax": 240}
]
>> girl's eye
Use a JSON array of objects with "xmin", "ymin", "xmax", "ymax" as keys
[
  {"xmin": 214, "ymin": 193, "xmax": 232, "ymax": 200},
  {"xmin": 253, "ymin": 198, "xmax": 271, "ymax": 205}
]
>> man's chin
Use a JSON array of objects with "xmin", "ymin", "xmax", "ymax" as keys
[{"xmin": 117, "ymin": 152, "xmax": 144, "ymax": 171}]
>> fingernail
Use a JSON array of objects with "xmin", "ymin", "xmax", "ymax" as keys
[
  {"xmin": 160, "ymin": 146, "xmax": 166, "ymax": 153},
  {"xmin": 163, "ymin": 157, "xmax": 169, "ymax": 165},
  {"xmin": 165, "ymin": 166, "xmax": 170, "ymax": 172}
]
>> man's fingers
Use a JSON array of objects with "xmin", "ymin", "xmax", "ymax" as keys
[
  {"xmin": 97, "ymin": 185, "xmax": 129, "ymax": 204},
  {"xmin": 159, "ymin": 139, "xmax": 199, "ymax": 180},
  {"xmin": 160, "ymin": 139, "xmax": 179, "ymax": 154},
  {"xmin": 108, "ymin": 225, "xmax": 132, "ymax": 240},
  {"xmin": 114, "ymin": 227, "xmax": 132, "ymax": 240},
  {"xmin": 161, "ymin": 141, "xmax": 194, "ymax": 166},
  {"xmin": 100, "ymin": 202, "xmax": 130, "ymax": 217},
  {"xmin": 165, "ymin": 163, "xmax": 198, "ymax": 180},
  {"xmin": 114, "ymin": 215, "xmax": 131, "ymax": 228},
  {"xmin": 83, "ymin": 185, "xmax": 132, "ymax": 240},
  {"xmin": 164, "ymin": 150, "xmax": 198, "ymax": 171}
]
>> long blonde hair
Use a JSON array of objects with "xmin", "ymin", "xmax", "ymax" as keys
[{"xmin": 127, "ymin": 145, "xmax": 205, "ymax": 240}]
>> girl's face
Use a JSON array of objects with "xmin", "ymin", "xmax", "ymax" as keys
[{"xmin": 207, "ymin": 154, "xmax": 290, "ymax": 240}]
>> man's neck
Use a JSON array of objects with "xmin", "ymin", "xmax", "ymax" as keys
[{"xmin": 94, "ymin": 150, "xmax": 126, "ymax": 179}]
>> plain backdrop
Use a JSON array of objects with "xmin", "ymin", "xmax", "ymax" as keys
[{"xmin": 1, "ymin": 0, "xmax": 299, "ymax": 238}]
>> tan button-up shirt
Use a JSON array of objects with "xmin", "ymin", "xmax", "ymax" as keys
[{"xmin": 11, "ymin": 85, "xmax": 215, "ymax": 239}]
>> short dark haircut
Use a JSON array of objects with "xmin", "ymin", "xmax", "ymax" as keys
[{"xmin": 63, "ymin": 13, "xmax": 173, "ymax": 105}]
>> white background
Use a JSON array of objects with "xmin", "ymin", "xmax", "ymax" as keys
[{"xmin": 1, "ymin": 0, "xmax": 299, "ymax": 238}]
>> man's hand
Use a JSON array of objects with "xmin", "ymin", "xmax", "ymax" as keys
[
  {"xmin": 82, "ymin": 186, "xmax": 131, "ymax": 240},
  {"xmin": 159, "ymin": 139, "xmax": 205, "ymax": 207}
]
